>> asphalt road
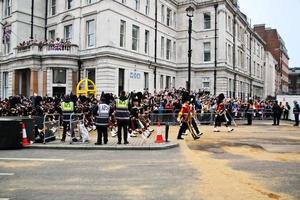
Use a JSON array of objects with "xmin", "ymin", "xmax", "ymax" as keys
[{"xmin": 0, "ymin": 149, "xmax": 201, "ymax": 200}]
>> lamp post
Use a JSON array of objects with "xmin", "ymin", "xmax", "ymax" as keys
[{"xmin": 186, "ymin": 6, "xmax": 194, "ymax": 93}]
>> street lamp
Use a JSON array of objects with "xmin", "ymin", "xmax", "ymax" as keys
[{"xmin": 186, "ymin": 6, "xmax": 194, "ymax": 93}]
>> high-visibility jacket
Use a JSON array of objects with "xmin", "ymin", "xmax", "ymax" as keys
[
  {"xmin": 115, "ymin": 99, "xmax": 130, "ymax": 120},
  {"xmin": 61, "ymin": 101, "xmax": 74, "ymax": 122},
  {"xmin": 95, "ymin": 103, "xmax": 111, "ymax": 126}
]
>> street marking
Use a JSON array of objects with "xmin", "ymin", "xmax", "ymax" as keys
[
  {"xmin": 0, "ymin": 158, "xmax": 64, "ymax": 162},
  {"xmin": 0, "ymin": 173, "xmax": 14, "ymax": 176}
]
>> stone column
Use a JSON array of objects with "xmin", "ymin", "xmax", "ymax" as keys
[
  {"xmin": 43, "ymin": 70, "xmax": 47, "ymax": 96},
  {"xmin": 30, "ymin": 70, "xmax": 38, "ymax": 95}
]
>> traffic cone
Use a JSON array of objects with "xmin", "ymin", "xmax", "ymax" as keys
[
  {"xmin": 155, "ymin": 120, "xmax": 164, "ymax": 143},
  {"xmin": 21, "ymin": 123, "xmax": 30, "ymax": 147}
]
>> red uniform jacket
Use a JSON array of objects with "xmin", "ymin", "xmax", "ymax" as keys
[{"xmin": 178, "ymin": 103, "xmax": 190, "ymax": 122}]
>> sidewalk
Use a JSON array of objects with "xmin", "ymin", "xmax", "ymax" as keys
[{"xmin": 30, "ymin": 128, "xmax": 178, "ymax": 150}]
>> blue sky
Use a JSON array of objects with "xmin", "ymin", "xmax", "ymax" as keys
[{"xmin": 239, "ymin": 0, "xmax": 300, "ymax": 68}]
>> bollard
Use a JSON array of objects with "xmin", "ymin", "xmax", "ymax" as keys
[{"xmin": 165, "ymin": 123, "xmax": 169, "ymax": 142}]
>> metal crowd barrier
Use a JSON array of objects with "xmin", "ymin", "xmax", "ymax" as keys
[
  {"xmin": 149, "ymin": 110, "xmax": 276, "ymax": 126},
  {"xmin": 43, "ymin": 114, "xmax": 60, "ymax": 144},
  {"xmin": 69, "ymin": 113, "xmax": 85, "ymax": 144}
]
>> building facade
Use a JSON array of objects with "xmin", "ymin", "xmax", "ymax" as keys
[
  {"xmin": 254, "ymin": 24, "xmax": 289, "ymax": 95},
  {"xmin": 1, "ymin": 0, "xmax": 267, "ymax": 98},
  {"xmin": 288, "ymin": 67, "xmax": 300, "ymax": 95},
  {"xmin": 264, "ymin": 51, "xmax": 277, "ymax": 97}
]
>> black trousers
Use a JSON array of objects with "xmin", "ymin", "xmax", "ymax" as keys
[
  {"xmin": 97, "ymin": 126, "xmax": 108, "ymax": 144},
  {"xmin": 191, "ymin": 118, "xmax": 200, "ymax": 134},
  {"xmin": 177, "ymin": 122, "xmax": 188, "ymax": 139},
  {"xmin": 246, "ymin": 113, "xmax": 252, "ymax": 125},
  {"xmin": 62, "ymin": 121, "xmax": 75, "ymax": 141},
  {"xmin": 283, "ymin": 111, "xmax": 289, "ymax": 120},
  {"xmin": 295, "ymin": 114, "xmax": 299, "ymax": 125},
  {"xmin": 273, "ymin": 114, "xmax": 280, "ymax": 125},
  {"xmin": 117, "ymin": 120, "xmax": 129, "ymax": 143}
]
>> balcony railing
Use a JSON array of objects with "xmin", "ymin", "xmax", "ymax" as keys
[{"xmin": 14, "ymin": 43, "xmax": 78, "ymax": 57}]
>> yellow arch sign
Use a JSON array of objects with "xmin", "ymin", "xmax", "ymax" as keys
[{"xmin": 76, "ymin": 78, "xmax": 96, "ymax": 97}]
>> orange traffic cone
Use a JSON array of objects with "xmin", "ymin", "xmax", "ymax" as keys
[
  {"xmin": 155, "ymin": 120, "xmax": 164, "ymax": 143},
  {"xmin": 21, "ymin": 123, "xmax": 30, "ymax": 147}
]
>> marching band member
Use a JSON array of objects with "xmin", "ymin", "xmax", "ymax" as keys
[
  {"xmin": 213, "ymin": 93, "xmax": 234, "ymax": 132},
  {"xmin": 177, "ymin": 92, "xmax": 190, "ymax": 140},
  {"xmin": 190, "ymin": 95, "xmax": 203, "ymax": 137}
]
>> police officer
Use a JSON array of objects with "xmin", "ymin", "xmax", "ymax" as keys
[
  {"xmin": 245, "ymin": 99, "xmax": 254, "ymax": 125},
  {"xmin": 293, "ymin": 100, "xmax": 300, "ymax": 126},
  {"xmin": 60, "ymin": 95, "xmax": 75, "ymax": 142},
  {"xmin": 115, "ymin": 91, "xmax": 130, "ymax": 144},
  {"xmin": 93, "ymin": 94, "xmax": 112, "ymax": 145},
  {"xmin": 272, "ymin": 101, "xmax": 282, "ymax": 126}
]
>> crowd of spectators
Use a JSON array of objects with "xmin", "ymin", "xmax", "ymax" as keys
[
  {"xmin": 16, "ymin": 38, "xmax": 72, "ymax": 51},
  {"xmin": 0, "ymin": 88, "xmax": 284, "ymax": 121}
]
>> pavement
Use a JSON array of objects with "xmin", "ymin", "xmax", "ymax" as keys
[{"xmin": 30, "ymin": 127, "xmax": 178, "ymax": 150}]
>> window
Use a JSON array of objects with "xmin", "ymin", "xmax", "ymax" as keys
[
  {"xmin": 241, "ymin": 51, "xmax": 244, "ymax": 68},
  {"xmin": 144, "ymin": 72, "xmax": 149, "ymax": 90},
  {"xmin": 228, "ymin": 78, "xmax": 232, "ymax": 97},
  {"xmin": 3, "ymin": 26, "xmax": 11, "ymax": 54},
  {"xmin": 172, "ymin": 77, "xmax": 175, "ymax": 87},
  {"xmin": 87, "ymin": 0, "xmax": 97, "ymax": 4},
  {"xmin": 66, "ymin": 0, "xmax": 74, "ymax": 9},
  {"xmin": 49, "ymin": 0, "xmax": 56, "ymax": 16},
  {"xmin": 202, "ymin": 77, "xmax": 210, "ymax": 88},
  {"xmin": 86, "ymin": 68, "xmax": 95, "ymax": 83},
  {"xmin": 132, "ymin": 25, "xmax": 139, "ymax": 51},
  {"xmin": 173, "ymin": 12, "xmax": 176, "ymax": 28},
  {"xmin": 204, "ymin": 13, "xmax": 211, "ymax": 29},
  {"xmin": 120, "ymin": 20, "xmax": 126, "ymax": 47},
  {"xmin": 118, "ymin": 68, "xmax": 125, "ymax": 95},
  {"xmin": 166, "ymin": 76, "xmax": 171, "ymax": 89},
  {"xmin": 167, "ymin": 8, "xmax": 172, "ymax": 26},
  {"xmin": 161, "ymin": 4, "xmax": 165, "ymax": 23},
  {"xmin": 144, "ymin": 30, "xmax": 149, "ymax": 54},
  {"xmin": 134, "ymin": 0, "xmax": 140, "ymax": 11},
  {"xmin": 145, "ymin": 0, "xmax": 150, "ymax": 15},
  {"xmin": 166, "ymin": 39, "xmax": 171, "ymax": 60},
  {"xmin": 64, "ymin": 25, "xmax": 73, "ymax": 41},
  {"xmin": 4, "ymin": 0, "xmax": 11, "ymax": 17},
  {"xmin": 173, "ymin": 41, "xmax": 176, "ymax": 61},
  {"xmin": 227, "ymin": 16, "xmax": 231, "ymax": 32},
  {"xmin": 2, "ymin": 72, "xmax": 9, "ymax": 98},
  {"xmin": 160, "ymin": 75, "xmax": 164, "ymax": 89},
  {"xmin": 204, "ymin": 42, "xmax": 211, "ymax": 62},
  {"xmin": 48, "ymin": 30, "xmax": 55, "ymax": 40},
  {"xmin": 228, "ymin": 44, "xmax": 232, "ymax": 63},
  {"xmin": 161, "ymin": 36, "xmax": 165, "ymax": 58},
  {"xmin": 87, "ymin": 20, "xmax": 95, "ymax": 47},
  {"xmin": 53, "ymin": 69, "xmax": 66, "ymax": 84}
]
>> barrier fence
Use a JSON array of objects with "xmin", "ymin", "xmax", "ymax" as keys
[
  {"xmin": 69, "ymin": 113, "xmax": 85, "ymax": 144},
  {"xmin": 149, "ymin": 110, "xmax": 275, "ymax": 125}
]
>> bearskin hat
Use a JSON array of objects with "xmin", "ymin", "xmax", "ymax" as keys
[
  {"xmin": 217, "ymin": 93, "xmax": 225, "ymax": 104},
  {"xmin": 182, "ymin": 91, "xmax": 190, "ymax": 103}
]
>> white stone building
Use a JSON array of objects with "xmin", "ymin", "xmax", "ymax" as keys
[{"xmin": 0, "ymin": 0, "xmax": 267, "ymax": 98}]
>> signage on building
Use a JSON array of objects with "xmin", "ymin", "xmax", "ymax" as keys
[{"xmin": 130, "ymin": 72, "xmax": 141, "ymax": 79}]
